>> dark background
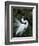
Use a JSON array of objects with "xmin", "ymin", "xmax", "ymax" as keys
[{"xmin": 12, "ymin": 7, "xmax": 33, "ymax": 37}]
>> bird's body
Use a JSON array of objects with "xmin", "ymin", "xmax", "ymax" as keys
[
  {"xmin": 15, "ymin": 16, "xmax": 28, "ymax": 36},
  {"xmin": 16, "ymin": 24, "xmax": 25, "ymax": 35}
]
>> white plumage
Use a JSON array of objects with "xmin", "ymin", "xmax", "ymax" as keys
[{"xmin": 15, "ymin": 16, "xmax": 28, "ymax": 36}]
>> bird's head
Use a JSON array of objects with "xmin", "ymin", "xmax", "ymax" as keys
[{"xmin": 21, "ymin": 16, "xmax": 29, "ymax": 25}]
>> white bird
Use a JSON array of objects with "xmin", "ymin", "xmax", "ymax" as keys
[{"xmin": 15, "ymin": 16, "xmax": 29, "ymax": 36}]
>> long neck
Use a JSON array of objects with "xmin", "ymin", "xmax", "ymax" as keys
[
  {"xmin": 21, "ymin": 18, "xmax": 26, "ymax": 23},
  {"xmin": 25, "ymin": 20, "xmax": 28, "ymax": 28},
  {"xmin": 21, "ymin": 18, "xmax": 28, "ymax": 26}
]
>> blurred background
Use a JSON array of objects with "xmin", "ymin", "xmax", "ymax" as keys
[{"xmin": 11, "ymin": 7, "xmax": 33, "ymax": 37}]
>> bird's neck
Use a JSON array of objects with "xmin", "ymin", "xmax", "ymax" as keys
[
  {"xmin": 21, "ymin": 18, "xmax": 25, "ymax": 23},
  {"xmin": 21, "ymin": 18, "xmax": 28, "ymax": 25}
]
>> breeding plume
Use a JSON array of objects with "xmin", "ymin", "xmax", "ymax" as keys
[{"xmin": 15, "ymin": 16, "xmax": 28, "ymax": 36}]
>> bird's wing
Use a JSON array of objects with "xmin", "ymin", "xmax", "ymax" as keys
[
  {"xmin": 14, "ymin": 18, "xmax": 21, "ymax": 27},
  {"xmin": 15, "ymin": 18, "xmax": 21, "ymax": 26}
]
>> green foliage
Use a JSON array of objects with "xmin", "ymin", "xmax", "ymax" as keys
[{"xmin": 12, "ymin": 7, "xmax": 32, "ymax": 37}]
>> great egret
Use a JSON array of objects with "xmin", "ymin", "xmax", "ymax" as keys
[{"xmin": 14, "ymin": 16, "xmax": 29, "ymax": 36}]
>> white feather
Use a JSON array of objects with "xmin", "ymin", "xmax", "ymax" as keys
[{"xmin": 15, "ymin": 17, "xmax": 28, "ymax": 35}]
